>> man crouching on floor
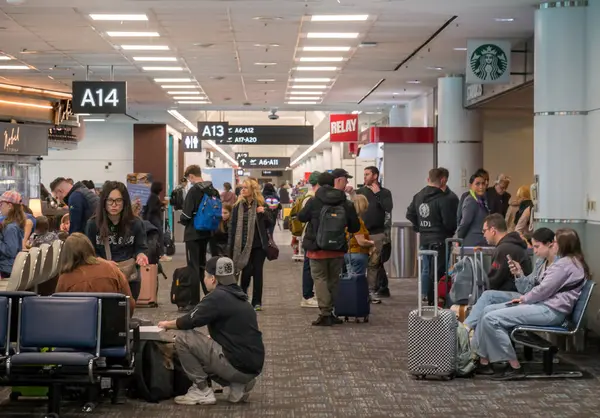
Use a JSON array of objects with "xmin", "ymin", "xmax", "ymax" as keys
[{"xmin": 158, "ymin": 256, "xmax": 264, "ymax": 405}]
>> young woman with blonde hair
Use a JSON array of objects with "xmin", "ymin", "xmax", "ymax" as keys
[{"xmin": 505, "ymin": 185, "xmax": 534, "ymax": 233}]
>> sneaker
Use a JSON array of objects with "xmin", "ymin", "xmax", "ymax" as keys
[
  {"xmin": 369, "ymin": 293, "xmax": 382, "ymax": 304},
  {"xmin": 475, "ymin": 362, "xmax": 495, "ymax": 376},
  {"xmin": 331, "ymin": 315, "xmax": 343, "ymax": 325},
  {"xmin": 227, "ymin": 379, "xmax": 256, "ymax": 403},
  {"xmin": 491, "ymin": 365, "xmax": 525, "ymax": 381},
  {"xmin": 253, "ymin": 305, "xmax": 262, "ymax": 312},
  {"xmin": 300, "ymin": 297, "xmax": 319, "ymax": 308},
  {"xmin": 311, "ymin": 315, "xmax": 334, "ymax": 326},
  {"xmin": 376, "ymin": 288, "xmax": 391, "ymax": 298},
  {"xmin": 174, "ymin": 385, "xmax": 217, "ymax": 405},
  {"xmin": 160, "ymin": 255, "xmax": 172, "ymax": 262}
]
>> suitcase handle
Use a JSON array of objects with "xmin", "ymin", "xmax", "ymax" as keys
[{"xmin": 417, "ymin": 249, "xmax": 438, "ymax": 317}]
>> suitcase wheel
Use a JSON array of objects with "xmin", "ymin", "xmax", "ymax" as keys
[
  {"xmin": 363, "ymin": 316, "xmax": 369, "ymax": 323},
  {"xmin": 355, "ymin": 317, "xmax": 360, "ymax": 323},
  {"xmin": 344, "ymin": 317, "xmax": 349, "ymax": 322},
  {"xmin": 415, "ymin": 375, "xmax": 426, "ymax": 380}
]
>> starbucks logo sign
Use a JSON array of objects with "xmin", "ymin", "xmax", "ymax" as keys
[{"xmin": 469, "ymin": 44, "xmax": 508, "ymax": 82}]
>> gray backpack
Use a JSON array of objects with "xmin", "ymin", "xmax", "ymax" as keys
[{"xmin": 456, "ymin": 322, "xmax": 476, "ymax": 377}]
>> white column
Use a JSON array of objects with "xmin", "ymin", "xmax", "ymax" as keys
[
  {"xmin": 314, "ymin": 152, "xmax": 324, "ymax": 173},
  {"xmin": 389, "ymin": 105, "xmax": 408, "ymax": 126},
  {"xmin": 407, "ymin": 94, "xmax": 433, "ymax": 127},
  {"xmin": 330, "ymin": 143, "xmax": 343, "ymax": 169},
  {"xmin": 437, "ymin": 76, "xmax": 482, "ymax": 196},
  {"xmin": 587, "ymin": 0, "xmax": 600, "ymax": 225},
  {"xmin": 322, "ymin": 148, "xmax": 332, "ymax": 171},
  {"xmin": 184, "ymin": 151, "xmax": 206, "ymax": 170}
]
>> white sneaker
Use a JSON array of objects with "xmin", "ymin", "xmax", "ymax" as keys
[
  {"xmin": 300, "ymin": 297, "xmax": 319, "ymax": 308},
  {"xmin": 227, "ymin": 379, "xmax": 257, "ymax": 403},
  {"xmin": 174, "ymin": 385, "xmax": 216, "ymax": 405}
]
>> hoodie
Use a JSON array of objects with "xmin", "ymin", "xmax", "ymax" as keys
[
  {"xmin": 176, "ymin": 284, "xmax": 264, "ymax": 375},
  {"xmin": 297, "ymin": 185, "xmax": 361, "ymax": 253},
  {"xmin": 406, "ymin": 185, "xmax": 458, "ymax": 245},
  {"xmin": 180, "ymin": 181, "xmax": 221, "ymax": 242},
  {"xmin": 488, "ymin": 232, "xmax": 533, "ymax": 292},
  {"xmin": 356, "ymin": 184, "xmax": 393, "ymax": 235},
  {"xmin": 65, "ymin": 181, "xmax": 100, "ymax": 234}
]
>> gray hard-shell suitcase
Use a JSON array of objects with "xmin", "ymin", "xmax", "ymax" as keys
[{"xmin": 407, "ymin": 249, "xmax": 457, "ymax": 380}]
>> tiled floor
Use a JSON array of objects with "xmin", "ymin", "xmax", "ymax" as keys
[{"xmin": 2, "ymin": 231, "xmax": 600, "ymax": 417}]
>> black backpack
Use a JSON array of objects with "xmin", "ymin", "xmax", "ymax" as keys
[
  {"xmin": 316, "ymin": 204, "xmax": 347, "ymax": 251},
  {"xmin": 171, "ymin": 267, "xmax": 193, "ymax": 308},
  {"xmin": 170, "ymin": 187, "xmax": 184, "ymax": 210}
]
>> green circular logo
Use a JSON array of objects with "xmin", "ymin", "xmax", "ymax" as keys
[{"xmin": 470, "ymin": 44, "xmax": 508, "ymax": 81}]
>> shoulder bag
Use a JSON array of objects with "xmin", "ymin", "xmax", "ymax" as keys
[{"xmin": 104, "ymin": 238, "xmax": 138, "ymax": 281}]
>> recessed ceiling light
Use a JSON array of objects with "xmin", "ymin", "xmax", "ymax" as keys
[
  {"xmin": 254, "ymin": 43, "xmax": 280, "ymax": 48},
  {"xmin": 133, "ymin": 57, "xmax": 177, "ymax": 62},
  {"xmin": 0, "ymin": 65, "xmax": 30, "ymax": 70},
  {"xmin": 167, "ymin": 91, "xmax": 201, "ymax": 95},
  {"xmin": 406, "ymin": 80, "xmax": 421, "ymax": 84},
  {"xmin": 426, "ymin": 66, "xmax": 443, "ymax": 71},
  {"xmin": 177, "ymin": 100, "xmax": 209, "ymax": 104},
  {"xmin": 83, "ymin": 118, "xmax": 106, "ymax": 122},
  {"xmin": 253, "ymin": 16, "xmax": 283, "ymax": 20},
  {"xmin": 288, "ymin": 91, "xmax": 323, "ymax": 95},
  {"xmin": 292, "ymin": 78, "xmax": 331, "ymax": 82},
  {"xmin": 257, "ymin": 79, "xmax": 276, "ymax": 82},
  {"xmin": 154, "ymin": 78, "xmax": 192, "ymax": 82},
  {"xmin": 0, "ymin": 56, "xmax": 11, "ymax": 60},
  {"xmin": 303, "ymin": 46, "xmax": 351, "ymax": 52},
  {"xmin": 295, "ymin": 66, "xmax": 337, "ymax": 71},
  {"xmin": 307, "ymin": 32, "xmax": 359, "ymax": 39},
  {"xmin": 495, "ymin": 18, "xmax": 515, "ymax": 22},
  {"xmin": 290, "ymin": 84, "xmax": 328, "ymax": 89},
  {"xmin": 173, "ymin": 96, "xmax": 206, "ymax": 100},
  {"xmin": 453, "ymin": 47, "xmax": 467, "ymax": 51},
  {"xmin": 161, "ymin": 85, "xmax": 197, "ymax": 89},
  {"xmin": 90, "ymin": 14, "xmax": 148, "ymax": 21},
  {"xmin": 107, "ymin": 31, "xmax": 160, "ymax": 37},
  {"xmin": 143, "ymin": 66, "xmax": 184, "ymax": 71},
  {"xmin": 287, "ymin": 101, "xmax": 318, "ymax": 105},
  {"xmin": 299, "ymin": 57, "xmax": 344, "ymax": 62},
  {"xmin": 121, "ymin": 45, "xmax": 170, "ymax": 51},
  {"xmin": 288, "ymin": 96, "xmax": 321, "ymax": 100},
  {"xmin": 310, "ymin": 15, "xmax": 368, "ymax": 22},
  {"xmin": 254, "ymin": 62, "xmax": 277, "ymax": 66}
]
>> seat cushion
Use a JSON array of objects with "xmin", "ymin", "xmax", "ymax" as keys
[
  {"xmin": 10, "ymin": 351, "xmax": 95, "ymax": 367},
  {"xmin": 101, "ymin": 347, "xmax": 128, "ymax": 358}
]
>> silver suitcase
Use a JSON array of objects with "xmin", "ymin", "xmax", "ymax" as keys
[{"xmin": 407, "ymin": 249, "xmax": 457, "ymax": 380}]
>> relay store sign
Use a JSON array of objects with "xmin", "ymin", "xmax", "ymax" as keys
[
  {"xmin": 329, "ymin": 114, "xmax": 358, "ymax": 142},
  {"xmin": 237, "ymin": 156, "xmax": 290, "ymax": 169},
  {"xmin": 182, "ymin": 133, "xmax": 202, "ymax": 152},
  {"xmin": 71, "ymin": 81, "xmax": 127, "ymax": 114}
]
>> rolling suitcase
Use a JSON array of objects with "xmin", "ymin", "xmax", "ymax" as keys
[
  {"xmin": 407, "ymin": 249, "xmax": 457, "ymax": 380},
  {"xmin": 137, "ymin": 264, "xmax": 159, "ymax": 307},
  {"xmin": 334, "ymin": 270, "xmax": 370, "ymax": 323}
]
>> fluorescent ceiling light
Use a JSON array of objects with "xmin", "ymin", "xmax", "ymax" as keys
[
  {"xmin": 0, "ymin": 65, "xmax": 30, "ymax": 70},
  {"xmin": 453, "ymin": 47, "xmax": 467, "ymax": 51},
  {"xmin": 143, "ymin": 66, "xmax": 184, "ymax": 71},
  {"xmin": 292, "ymin": 77, "xmax": 331, "ymax": 82},
  {"xmin": 177, "ymin": 100, "xmax": 209, "ymax": 104},
  {"xmin": 90, "ymin": 14, "xmax": 148, "ymax": 21},
  {"xmin": 295, "ymin": 66, "xmax": 337, "ymax": 71},
  {"xmin": 154, "ymin": 78, "xmax": 191, "ymax": 82},
  {"xmin": 133, "ymin": 57, "xmax": 177, "ymax": 62},
  {"xmin": 310, "ymin": 15, "xmax": 368, "ymax": 21},
  {"xmin": 77, "ymin": 113, "xmax": 91, "ymax": 116},
  {"xmin": 303, "ymin": 46, "xmax": 351, "ymax": 52},
  {"xmin": 407, "ymin": 80, "xmax": 421, "ymax": 84},
  {"xmin": 299, "ymin": 57, "xmax": 344, "ymax": 62},
  {"xmin": 83, "ymin": 118, "xmax": 106, "ymax": 122},
  {"xmin": 288, "ymin": 96, "xmax": 320, "ymax": 100},
  {"xmin": 495, "ymin": 18, "xmax": 515, "ymax": 22},
  {"xmin": 168, "ymin": 91, "xmax": 200, "ymax": 95},
  {"xmin": 173, "ymin": 96, "xmax": 206, "ymax": 100},
  {"xmin": 107, "ymin": 31, "xmax": 160, "ymax": 37},
  {"xmin": 307, "ymin": 32, "xmax": 359, "ymax": 39},
  {"xmin": 427, "ymin": 66, "xmax": 443, "ymax": 70},
  {"xmin": 254, "ymin": 62, "xmax": 277, "ymax": 66},
  {"xmin": 288, "ymin": 91, "xmax": 323, "ymax": 95},
  {"xmin": 0, "ymin": 99, "xmax": 52, "ymax": 109},
  {"xmin": 0, "ymin": 56, "xmax": 12, "ymax": 61},
  {"xmin": 291, "ymin": 132, "xmax": 330, "ymax": 166},
  {"xmin": 290, "ymin": 84, "xmax": 327, "ymax": 89},
  {"xmin": 161, "ymin": 84, "xmax": 197, "ymax": 89},
  {"xmin": 287, "ymin": 101, "xmax": 318, "ymax": 105},
  {"xmin": 257, "ymin": 78, "xmax": 276, "ymax": 82},
  {"xmin": 122, "ymin": 45, "xmax": 170, "ymax": 51},
  {"xmin": 351, "ymin": 110, "xmax": 362, "ymax": 114}
]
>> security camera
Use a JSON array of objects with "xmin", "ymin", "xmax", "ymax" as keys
[{"xmin": 268, "ymin": 108, "xmax": 279, "ymax": 120}]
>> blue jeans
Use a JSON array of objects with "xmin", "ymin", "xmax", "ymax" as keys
[
  {"xmin": 464, "ymin": 290, "xmax": 521, "ymax": 330},
  {"xmin": 344, "ymin": 253, "xmax": 369, "ymax": 276},
  {"xmin": 476, "ymin": 303, "xmax": 566, "ymax": 363},
  {"xmin": 302, "ymin": 256, "xmax": 314, "ymax": 300}
]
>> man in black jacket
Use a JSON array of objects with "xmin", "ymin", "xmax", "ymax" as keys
[
  {"xmin": 180, "ymin": 164, "xmax": 221, "ymax": 308},
  {"xmin": 356, "ymin": 166, "xmax": 394, "ymax": 300},
  {"xmin": 50, "ymin": 177, "xmax": 99, "ymax": 234},
  {"xmin": 298, "ymin": 171, "xmax": 361, "ymax": 326},
  {"xmin": 159, "ymin": 256, "xmax": 263, "ymax": 405},
  {"xmin": 407, "ymin": 168, "xmax": 459, "ymax": 305}
]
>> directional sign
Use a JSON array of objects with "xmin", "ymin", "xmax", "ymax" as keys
[
  {"xmin": 72, "ymin": 81, "xmax": 127, "ymax": 114},
  {"xmin": 235, "ymin": 152, "xmax": 250, "ymax": 160},
  {"xmin": 182, "ymin": 133, "xmax": 202, "ymax": 152},
  {"xmin": 216, "ymin": 125, "xmax": 313, "ymax": 145},
  {"xmin": 198, "ymin": 121, "xmax": 229, "ymax": 141},
  {"xmin": 237, "ymin": 157, "xmax": 290, "ymax": 169},
  {"xmin": 262, "ymin": 170, "xmax": 283, "ymax": 177}
]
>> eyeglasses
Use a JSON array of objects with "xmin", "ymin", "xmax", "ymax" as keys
[{"xmin": 106, "ymin": 198, "xmax": 124, "ymax": 206}]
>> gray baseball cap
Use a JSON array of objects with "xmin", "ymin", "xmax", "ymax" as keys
[{"xmin": 205, "ymin": 256, "xmax": 237, "ymax": 285}]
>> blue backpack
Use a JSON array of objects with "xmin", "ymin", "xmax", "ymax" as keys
[{"xmin": 193, "ymin": 193, "xmax": 222, "ymax": 231}]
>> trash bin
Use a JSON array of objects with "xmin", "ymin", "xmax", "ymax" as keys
[{"xmin": 388, "ymin": 222, "xmax": 417, "ymax": 278}]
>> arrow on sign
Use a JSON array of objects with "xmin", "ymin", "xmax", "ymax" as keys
[{"xmin": 239, "ymin": 158, "xmax": 247, "ymax": 166}]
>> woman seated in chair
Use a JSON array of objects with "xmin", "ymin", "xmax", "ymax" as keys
[
  {"xmin": 55, "ymin": 233, "xmax": 135, "ymax": 315},
  {"xmin": 475, "ymin": 228, "xmax": 588, "ymax": 380},
  {"xmin": 0, "ymin": 191, "xmax": 26, "ymax": 280}
]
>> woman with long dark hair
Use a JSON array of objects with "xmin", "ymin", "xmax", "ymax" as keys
[
  {"xmin": 0, "ymin": 191, "xmax": 25, "ymax": 279},
  {"xmin": 456, "ymin": 172, "xmax": 490, "ymax": 246},
  {"xmin": 85, "ymin": 181, "xmax": 149, "ymax": 300},
  {"xmin": 143, "ymin": 181, "xmax": 167, "ymax": 260}
]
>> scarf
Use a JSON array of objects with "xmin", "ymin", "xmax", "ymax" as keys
[
  {"xmin": 232, "ymin": 200, "xmax": 257, "ymax": 272},
  {"xmin": 515, "ymin": 199, "xmax": 533, "ymax": 225},
  {"xmin": 469, "ymin": 190, "xmax": 490, "ymax": 213}
]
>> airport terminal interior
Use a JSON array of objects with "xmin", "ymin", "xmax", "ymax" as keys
[{"xmin": 0, "ymin": 0, "xmax": 599, "ymax": 417}]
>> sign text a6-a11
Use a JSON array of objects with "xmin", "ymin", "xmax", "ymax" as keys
[
  {"xmin": 329, "ymin": 114, "xmax": 359, "ymax": 142},
  {"xmin": 71, "ymin": 81, "xmax": 127, "ymax": 114}
]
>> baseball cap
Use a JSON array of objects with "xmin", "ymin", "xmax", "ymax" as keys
[
  {"xmin": 331, "ymin": 168, "xmax": 353, "ymax": 179},
  {"xmin": 205, "ymin": 256, "xmax": 237, "ymax": 285},
  {"xmin": 308, "ymin": 171, "xmax": 321, "ymax": 186},
  {"xmin": 0, "ymin": 190, "xmax": 22, "ymax": 205}
]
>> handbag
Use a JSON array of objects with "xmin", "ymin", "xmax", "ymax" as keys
[
  {"xmin": 265, "ymin": 233, "xmax": 279, "ymax": 261},
  {"xmin": 104, "ymin": 238, "xmax": 138, "ymax": 281}
]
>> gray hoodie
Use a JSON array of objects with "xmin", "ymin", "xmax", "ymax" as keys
[{"xmin": 521, "ymin": 257, "xmax": 586, "ymax": 314}]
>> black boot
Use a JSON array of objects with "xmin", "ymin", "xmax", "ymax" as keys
[{"xmin": 311, "ymin": 315, "xmax": 334, "ymax": 326}]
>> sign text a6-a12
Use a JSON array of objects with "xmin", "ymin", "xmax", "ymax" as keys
[
  {"xmin": 71, "ymin": 81, "xmax": 127, "ymax": 114},
  {"xmin": 329, "ymin": 114, "xmax": 359, "ymax": 142}
]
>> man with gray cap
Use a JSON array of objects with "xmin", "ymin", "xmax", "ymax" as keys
[{"xmin": 158, "ymin": 256, "xmax": 264, "ymax": 405}]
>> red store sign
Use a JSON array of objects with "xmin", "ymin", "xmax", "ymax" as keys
[{"xmin": 329, "ymin": 114, "xmax": 359, "ymax": 142}]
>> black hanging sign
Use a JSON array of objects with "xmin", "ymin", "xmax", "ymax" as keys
[{"xmin": 71, "ymin": 81, "xmax": 127, "ymax": 114}]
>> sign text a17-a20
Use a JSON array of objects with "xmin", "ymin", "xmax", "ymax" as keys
[{"xmin": 71, "ymin": 81, "xmax": 127, "ymax": 114}]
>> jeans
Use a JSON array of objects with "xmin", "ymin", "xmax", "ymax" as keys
[
  {"xmin": 367, "ymin": 233, "xmax": 386, "ymax": 292},
  {"xmin": 240, "ymin": 248, "xmax": 266, "ymax": 307},
  {"xmin": 476, "ymin": 303, "xmax": 566, "ymax": 363},
  {"xmin": 302, "ymin": 256, "xmax": 314, "ymax": 300},
  {"xmin": 309, "ymin": 257, "xmax": 344, "ymax": 316},
  {"xmin": 344, "ymin": 253, "xmax": 369, "ymax": 276},
  {"xmin": 464, "ymin": 290, "xmax": 521, "ymax": 330},
  {"xmin": 186, "ymin": 239, "xmax": 209, "ymax": 304}
]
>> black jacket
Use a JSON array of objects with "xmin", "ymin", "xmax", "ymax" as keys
[
  {"xmin": 227, "ymin": 201, "xmax": 273, "ymax": 255},
  {"xmin": 179, "ymin": 181, "xmax": 220, "ymax": 242},
  {"xmin": 488, "ymin": 232, "xmax": 533, "ymax": 292},
  {"xmin": 298, "ymin": 185, "xmax": 361, "ymax": 252},
  {"xmin": 65, "ymin": 182, "xmax": 99, "ymax": 234},
  {"xmin": 487, "ymin": 187, "xmax": 511, "ymax": 217},
  {"xmin": 406, "ymin": 185, "xmax": 458, "ymax": 245},
  {"xmin": 85, "ymin": 217, "xmax": 148, "ymax": 263},
  {"xmin": 176, "ymin": 284, "xmax": 264, "ymax": 375},
  {"xmin": 356, "ymin": 185, "xmax": 393, "ymax": 235}
]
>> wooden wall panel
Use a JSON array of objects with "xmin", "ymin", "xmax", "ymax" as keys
[{"xmin": 133, "ymin": 124, "xmax": 166, "ymax": 199}]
